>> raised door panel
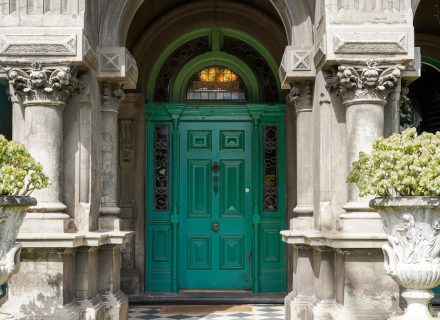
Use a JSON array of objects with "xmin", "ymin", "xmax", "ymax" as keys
[
  {"xmin": 220, "ymin": 160, "xmax": 244, "ymax": 218},
  {"xmin": 188, "ymin": 160, "xmax": 212, "ymax": 217}
]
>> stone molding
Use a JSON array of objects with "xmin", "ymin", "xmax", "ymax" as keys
[
  {"xmin": 279, "ymin": 46, "xmax": 315, "ymax": 89},
  {"xmin": 101, "ymin": 82, "xmax": 125, "ymax": 113},
  {"xmin": 326, "ymin": 60, "xmax": 402, "ymax": 105},
  {"xmin": 6, "ymin": 61, "xmax": 81, "ymax": 107},
  {"xmin": 287, "ymin": 80, "xmax": 314, "ymax": 114},
  {"xmin": 97, "ymin": 47, "xmax": 138, "ymax": 89},
  {"xmin": 0, "ymin": 28, "xmax": 97, "ymax": 69}
]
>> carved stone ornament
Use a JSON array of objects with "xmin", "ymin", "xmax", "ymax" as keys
[
  {"xmin": 0, "ymin": 196, "xmax": 36, "ymax": 316},
  {"xmin": 119, "ymin": 120, "xmax": 135, "ymax": 169},
  {"xmin": 101, "ymin": 82, "xmax": 125, "ymax": 112},
  {"xmin": 6, "ymin": 62, "xmax": 81, "ymax": 107},
  {"xmin": 288, "ymin": 80, "xmax": 314, "ymax": 113},
  {"xmin": 327, "ymin": 60, "xmax": 403, "ymax": 104},
  {"xmin": 371, "ymin": 197, "xmax": 440, "ymax": 320}
]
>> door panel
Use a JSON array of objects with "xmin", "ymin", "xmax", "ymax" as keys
[{"xmin": 180, "ymin": 122, "xmax": 252, "ymax": 289}]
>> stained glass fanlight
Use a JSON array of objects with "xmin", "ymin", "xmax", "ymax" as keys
[{"xmin": 186, "ymin": 66, "xmax": 246, "ymax": 101}]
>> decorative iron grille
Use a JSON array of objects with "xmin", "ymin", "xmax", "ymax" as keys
[
  {"xmin": 153, "ymin": 125, "xmax": 169, "ymax": 211},
  {"xmin": 263, "ymin": 125, "xmax": 278, "ymax": 211}
]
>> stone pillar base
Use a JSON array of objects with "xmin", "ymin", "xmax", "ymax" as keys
[
  {"xmin": 77, "ymin": 297, "xmax": 105, "ymax": 320},
  {"xmin": 284, "ymin": 292, "xmax": 314, "ymax": 320},
  {"xmin": 20, "ymin": 212, "xmax": 75, "ymax": 233},
  {"xmin": 100, "ymin": 291, "xmax": 128, "ymax": 320}
]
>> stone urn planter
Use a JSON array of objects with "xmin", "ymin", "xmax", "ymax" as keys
[
  {"xmin": 371, "ymin": 197, "xmax": 440, "ymax": 320},
  {"xmin": 0, "ymin": 196, "xmax": 36, "ymax": 319},
  {"xmin": 347, "ymin": 128, "xmax": 440, "ymax": 319}
]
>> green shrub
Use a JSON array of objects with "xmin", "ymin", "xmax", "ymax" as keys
[
  {"xmin": 0, "ymin": 135, "xmax": 49, "ymax": 196},
  {"xmin": 347, "ymin": 128, "xmax": 440, "ymax": 197}
]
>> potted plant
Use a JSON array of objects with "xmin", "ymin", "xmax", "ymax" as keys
[
  {"xmin": 347, "ymin": 128, "xmax": 440, "ymax": 320},
  {"xmin": 0, "ymin": 135, "xmax": 48, "ymax": 317}
]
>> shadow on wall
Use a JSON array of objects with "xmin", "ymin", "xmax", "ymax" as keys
[{"xmin": 0, "ymin": 83, "xmax": 12, "ymax": 140}]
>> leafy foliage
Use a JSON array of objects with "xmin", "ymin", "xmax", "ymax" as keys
[
  {"xmin": 347, "ymin": 128, "xmax": 440, "ymax": 197},
  {"xmin": 0, "ymin": 135, "xmax": 49, "ymax": 196}
]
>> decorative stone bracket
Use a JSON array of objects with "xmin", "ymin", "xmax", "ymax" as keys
[
  {"xmin": 280, "ymin": 46, "xmax": 315, "ymax": 89},
  {"xmin": 97, "ymin": 47, "xmax": 138, "ymax": 90}
]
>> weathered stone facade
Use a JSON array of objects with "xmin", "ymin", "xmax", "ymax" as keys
[{"xmin": 0, "ymin": 0, "xmax": 436, "ymax": 319}]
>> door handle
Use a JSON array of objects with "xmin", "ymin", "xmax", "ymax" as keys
[{"xmin": 211, "ymin": 222, "xmax": 220, "ymax": 232}]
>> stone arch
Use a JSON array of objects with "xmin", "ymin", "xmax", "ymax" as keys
[
  {"xmin": 129, "ymin": 1, "xmax": 287, "ymax": 96},
  {"xmin": 99, "ymin": 0, "xmax": 314, "ymax": 56},
  {"xmin": 99, "ymin": 0, "xmax": 144, "ymax": 46}
]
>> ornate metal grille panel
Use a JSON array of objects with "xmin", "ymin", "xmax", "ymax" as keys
[
  {"xmin": 154, "ymin": 37, "xmax": 210, "ymax": 102},
  {"xmin": 153, "ymin": 125, "xmax": 170, "ymax": 211},
  {"xmin": 223, "ymin": 36, "xmax": 278, "ymax": 103},
  {"xmin": 263, "ymin": 125, "xmax": 278, "ymax": 211}
]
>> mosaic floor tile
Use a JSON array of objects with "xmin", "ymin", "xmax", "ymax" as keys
[{"xmin": 128, "ymin": 305, "xmax": 284, "ymax": 320}]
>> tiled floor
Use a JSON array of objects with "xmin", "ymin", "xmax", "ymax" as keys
[{"xmin": 128, "ymin": 305, "xmax": 285, "ymax": 320}]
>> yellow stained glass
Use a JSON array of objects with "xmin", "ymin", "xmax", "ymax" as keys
[{"xmin": 198, "ymin": 67, "xmax": 238, "ymax": 82}]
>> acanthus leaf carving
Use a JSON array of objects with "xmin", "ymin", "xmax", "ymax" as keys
[
  {"xmin": 329, "ymin": 60, "xmax": 403, "ymax": 103},
  {"xmin": 6, "ymin": 62, "xmax": 81, "ymax": 106},
  {"xmin": 101, "ymin": 82, "xmax": 125, "ymax": 112},
  {"xmin": 288, "ymin": 80, "xmax": 314, "ymax": 113}
]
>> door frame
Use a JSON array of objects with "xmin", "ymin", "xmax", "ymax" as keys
[{"xmin": 145, "ymin": 103, "xmax": 286, "ymax": 292}]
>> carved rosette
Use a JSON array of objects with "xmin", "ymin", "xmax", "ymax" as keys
[
  {"xmin": 6, "ymin": 62, "xmax": 81, "ymax": 107},
  {"xmin": 288, "ymin": 80, "xmax": 314, "ymax": 113},
  {"xmin": 329, "ymin": 60, "xmax": 402, "ymax": 105},
  {"xmin": 371, "ymin": 197, "xmax": 440, "ymax": 320},
  {"xmin": 101, "ymin": 82, "xmax": 125, "ymax": 113}
]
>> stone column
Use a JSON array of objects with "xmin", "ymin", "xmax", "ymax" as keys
[
  {"xmin": 329, "ymin": 60, "xmax": 402, "ymax": 213},
  {"xmin": 288, "ymin": 81, "xmax": 314, "ymax": 230},
  {"xmin": 99, "ymin": 82, "xmax": 124, "ymax": 231},
  {"xmin": 6, "ymin": 62, "xmax": 80, "ymax": 231}
]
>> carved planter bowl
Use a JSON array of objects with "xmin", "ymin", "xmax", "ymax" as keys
[
  {"xmin": 371, "ymin": 197, "xmax": 440, "ymax": 320},
  {"xmin": 0, "ymin": 196, "xmax": 36, "ymax": 304}
]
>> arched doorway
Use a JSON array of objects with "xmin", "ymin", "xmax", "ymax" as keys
[{"xmin": 145, "ymin": 28, "xmax": 286, "ymax": 293}]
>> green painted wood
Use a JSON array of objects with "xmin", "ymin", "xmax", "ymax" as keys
[
  {"xmin": 145, "ymin": 104, "xmax": 286, "ymax": 292},
  {"xmin": 179, "ymin": 122, "xmax": 253, "ymax": 289}
]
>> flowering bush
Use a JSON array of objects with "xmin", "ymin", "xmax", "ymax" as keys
[
  {"xmin": 347, "ymin": 128, "xmax": 440, "ymax": 197},
  {"xmin": 0, "ymin": 135, "xmax": 49, "ymax": 196}
]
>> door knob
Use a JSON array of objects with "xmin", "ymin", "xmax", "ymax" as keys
[{"xmin": 211, "ymin": 222, "xmax": 220, "ymax": 232}]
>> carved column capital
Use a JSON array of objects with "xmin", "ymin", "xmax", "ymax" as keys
[
  {"xmin": 327, "ymin": 60, "xmax": 402, "ymax": 105},
  {"xmin": 101, "ymin": 82, "xmax": 125, "ymax": 113},
  {"xmin": 6, "ymin": 62, "xmax": 81, "ymax": 107},
  {"xmin": 287, "ymin": 80, "xmax": 314, "ymax": 113}
]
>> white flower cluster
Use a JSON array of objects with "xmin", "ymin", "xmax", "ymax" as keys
[
  {"xmin": 347, "ymin": 128, "xmax": 440, "ymax": 197},
  {"xmin": 0, "ymin": 135, "xmax": 49, "ymax": 196}
]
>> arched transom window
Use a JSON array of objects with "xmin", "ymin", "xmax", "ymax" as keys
[{"xmin": 186, "ymin": 66, "xmax": 246, "ymax": 101}]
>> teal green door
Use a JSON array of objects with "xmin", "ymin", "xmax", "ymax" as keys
[{"xmin": 179, "ymin": 122, "xmax": 253, "ymax": 289}]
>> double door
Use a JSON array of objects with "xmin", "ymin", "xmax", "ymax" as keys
[{"xmin": 179, "ymin": 122, "xmax": 252, "ymax": 289}]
